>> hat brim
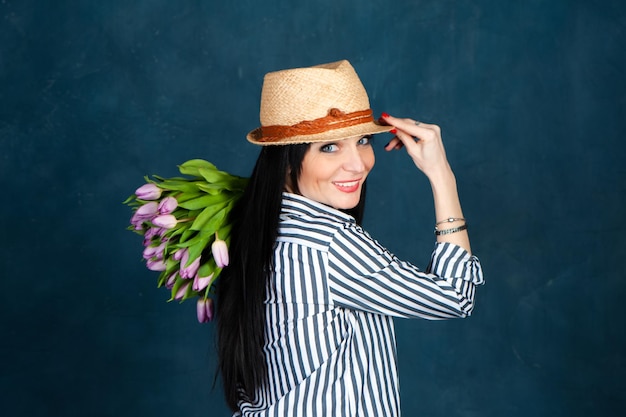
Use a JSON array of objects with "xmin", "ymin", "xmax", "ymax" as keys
[{"xmin": 247, "ymin": 121, "xmax": 394, "ymax": 146}]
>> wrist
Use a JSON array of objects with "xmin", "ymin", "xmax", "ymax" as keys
[{"xmin": 427, "ymin": 164, "xmax": 456, "ymax": 189}]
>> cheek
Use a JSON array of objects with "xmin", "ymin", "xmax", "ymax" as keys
[
  {"xmin": 363, "ymin": 148, "xmax": 375, "ymax": 172},
  {"xmin": 297, "ymin": 158, "xmax": 330, "ymax": 192}
]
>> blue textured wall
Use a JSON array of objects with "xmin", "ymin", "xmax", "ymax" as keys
[{"xmin": 2, "ymin": 0, "xmax": 625, "ymax": 416}]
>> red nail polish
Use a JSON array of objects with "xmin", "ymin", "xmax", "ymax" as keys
[
  {"xmin": 390, "ymin": 128, "xmax": 397, "ymax": 134},
  {"xmin": 381, "ymin": 112, "xmax": 390, "ymax": 118}
]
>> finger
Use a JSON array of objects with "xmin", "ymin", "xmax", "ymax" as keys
[
  {"xmin": 394, "ymin": 128, "xmax": 420, "ymax": 150},
  {"xmin": 381, "ymin": 113, "xmax": 435, "ymax": 140},
  {"xmin": 384, "ymin": 136, "xmax": 404, "ymax": 151}
]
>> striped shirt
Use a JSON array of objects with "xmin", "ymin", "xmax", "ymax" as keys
[{"xmin": 236, "ymin": 193, "xmax": 484, "ymax": 416}]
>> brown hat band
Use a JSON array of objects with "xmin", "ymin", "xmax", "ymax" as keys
[{"xmin": 257, "ymin": 108, "xmax": 375, "ymax": 143}]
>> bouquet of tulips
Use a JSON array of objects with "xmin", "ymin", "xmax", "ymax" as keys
[{"xmin": 125, "ymin": 159, "xmax": 247, "ymax": 323}]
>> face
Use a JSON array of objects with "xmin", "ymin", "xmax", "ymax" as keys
[{"xmin": 296, "ymin": 135, "xmax": 375, "ymax": 209}]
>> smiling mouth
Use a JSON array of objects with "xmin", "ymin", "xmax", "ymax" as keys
[{"xmin": 333, "ymin": 179, "xmax": 361, "ymax": 193}]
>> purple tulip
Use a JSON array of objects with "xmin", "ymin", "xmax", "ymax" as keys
[
  {"xmin": 165, "ymin": 272, "xmax": 178, "ymax": 289},
  {"xmin": 143, "ymin": 242, "xmax": 166, "ymax": 260},
  {"xmin": 131, "ymin": 202, "xmax": 159, "ymax": 229},
  {"xmin": 172, "ymin": 248, "xmax": 186, "ymax": 261},
  {"xmin": 152, "ymin": 214, "xmax": 178, "ymax": 229},
  {"xmin": 174, "ymin": 282, "xmax": 190, "ymax": 300},
  {"xmin": 180, "ymin": 252, "xmax": 201, "ymax": 279},
  {"xmin": 196, "ymin": 298, "xmax": 214, "ymax": 323},
  {"xmin": 154, "ymin": 243, "xmax": 166, "ymax": 259},
  {"xmin": 142, "ymin": 245, "xmax": 157, "ymax": 260},
  {"xmin": 193, "ymin": 272, "xmax": 214, "ymax": 292},
  {"xmin": 179, "ymin": 249, "xmax": 199, "ymax": 278},
  {"xmin": 143, "ymin": 226, "xmax": 160, "ymax": 241},
  {"xmin": 135, "ymin": 202, "xmax": 158, "ymax": 216},
  {"xmin": 135, "ymin": 183, "xmax": 162, "ymax": 200},
  {"xmin": 142, "ymin": 227, "xmax": 164, "ymax": 246},
  {"xmin": 211, "ymin": 238, "xmax": 229, "ymax": 268},
  {"xmin": 158, "ymin": 196, "xmax": 178, "ymax": 214},
  {"xmin": 146, "ymin": 259, "xmax": 167, "ymax": 271}
]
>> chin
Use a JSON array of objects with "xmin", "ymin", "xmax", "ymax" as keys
[{"xmin": 331, "ymin": 195, "xmax": 361, "ymax": 210}]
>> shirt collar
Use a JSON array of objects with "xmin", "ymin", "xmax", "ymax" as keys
[{"xmin": 281, "ymin": 192, "xmax": 356, "ymax": 224}]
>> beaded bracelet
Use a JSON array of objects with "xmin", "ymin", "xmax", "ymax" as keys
[
  {"xmin": 435, "ymin": 217, "xmax": 466, "ymax": 226},
  {"xmin": 434, "ymin": 223, "xmax": 468, "ymax": 236}
]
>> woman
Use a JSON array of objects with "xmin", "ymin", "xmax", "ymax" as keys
[{"xmin": 216, "ymin": 60, "xmax": 484, "ymax": 416}]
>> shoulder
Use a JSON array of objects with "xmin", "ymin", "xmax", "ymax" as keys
[
  {"xmin": 277, "ymin": 194, "xmax": 351, "ymax": 251},
  {"xmin": 330, "ymin": 222, "xmax": 391, "ymax": 260}
]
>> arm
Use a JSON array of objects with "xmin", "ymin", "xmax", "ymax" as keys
[
  {"xmin": 327, "ymin": 225, "xmax": 483, "ymax": 319},
  {"xmin": 380, "ymin": 114, "xmax": 471, "ymax": 254}
]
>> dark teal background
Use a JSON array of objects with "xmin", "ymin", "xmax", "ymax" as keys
[{"xmin": 2, "ymin": 0, "xmax": 625, "ymax": 416}]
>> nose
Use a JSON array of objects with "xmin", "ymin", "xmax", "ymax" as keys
[{"xmin": 342, "ymin": 144, "xmax": 367, "ymax": 173}]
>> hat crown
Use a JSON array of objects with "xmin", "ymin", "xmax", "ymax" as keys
[{"xmin": 259, "ymin": 60, "xmax": 371, "ymax": 126}]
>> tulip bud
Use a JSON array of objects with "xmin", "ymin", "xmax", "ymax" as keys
[
  {"xmin": 179, "ymin": 249, "xmax": 201, "ymax": 279},
  {"xmin": 146, "ymin": 259, "xmax": 167, "ymax": 271},
  {"xmin": 135, "ymin": 183, "xmax": 162, "ymax": 200},
  {"xmin": 193, "ymin": 272, "xmax": 214, "ymax": 292},
  {"xmin": 158, "ymin": 196, "xmax": 178, "ymax": 214},
  {"xmin": 196, "ymin": 298, "xmax": 214, "ymax": 323},
  {"xmin": 152, "ymin": 214, "xmax": 178, "ymax": 229},
  {"xmin": 142, "ymin": 242, "xmax": 164, "ymax": 259},
  {"xmin": 135, "ymin": 202, "xmax": 158, "ymax": 216},
  {"xmin": 172, "ymin": 248, "xmax": 186, "ymax": 261},
  {"xmin": 180, "ymin": 255, "xmax": 201, "ymax": 279},
  {"xmin": 174, "ymin": 282, "xmax": 190, "ymax": 300},
  {"xmin": 142, "ymin": 245, "xmax": 157, "ymax": 260},
  {"xmin": 131, "ymin": 202, "xmax": 159, "ymax": 229},
  {"xmin": 165, "ymin": 272, "xmax": 178, "ymax": 289},
  {"xmin": 143, "ymin": 226, "xmax": 161, "ymax": 242},
  {"xmin": 154, "ymin": 242, "xmax": 167, "ymax": 260},
  {"xmin": 211, "ymin": 237, "xmax": 229, "ymax": 268},
  {"xmin": 143, "ymin": 227, "xmax": 165, "ymax": 246}
]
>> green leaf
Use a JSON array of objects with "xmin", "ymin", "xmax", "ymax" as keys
[
  {"xmin": 122, "ymin": 194, "xmax": 136, "ymax": 205},
  {"xmin": 197, "ymin": 261, "xmax": 213, "ymax": 278},
  {"xmin": 221, "ymin": 177, "xmax": 249, "ymax": 192},
  {"xmin": 157, "ymin": 179, "xmax": 202, "ymax": 193},
  {"xmin": 187, "ymin": 237, "xmax": 210, "ymax": 266},
  {"xmin": 157, "ymin": 259, "xmax": 180, "ymax": 288},
  {"xmin": 165, "ymin": 222, "xmax": 189, "ymax": 239},
  {"xmin": 178, "ymin": 159, "xmax": 217, "ymax": 177},
  {"xmin": 169, "ymin": 278, "xmax": 194, "ymax": 302},
  {"xmin": 217, "ymin": 223, "xmax": 233, "ymax": 240},
  {"xmin": 199, "ymin": 257, "xmax": 222, "ymax": 292},
  {"xmin": 195, "ymin": 183, "xmax": 227, "ymax": 195},
  {"xmin": 199, "ymin": 204, "xmax": 229, "ymax": 235},
  {"xmin": 178, "ymin": 194, "xmax": 226, "ymax": 211},
  {"xmin": 179, "ymin": 228, "xmax": 196, "ymax": 244},
  {"xmin": 198, "ymin": 167, "xmax": 231, "ymax": 183},
  {"xmin": 175, "ymin": 233, "xmax": 206, "ymax": 249},
  {"xmin": 189, "ymin": 199, "xmax": 230, "ymax": 231},
  {"xmin": 175, "ymin": 192, "xmax": 203, "ymax": 203},
  {"xmin": 197, "ymin": 260, "xmax": 221, "ymax": 292}
]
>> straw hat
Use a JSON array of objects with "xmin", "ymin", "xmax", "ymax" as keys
[{"xmin": 247, "ymin": 60, "xmax": 392, "ymax": 145}]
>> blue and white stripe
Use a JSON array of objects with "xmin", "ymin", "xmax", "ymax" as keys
[{"xmin": 237, "ymin": 193, "xmax": 484, "ymax": 416}]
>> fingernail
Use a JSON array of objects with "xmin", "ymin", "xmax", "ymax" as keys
[
  {"xmin": 390, "ymin": 128, "xmax": 397, "ymax": 134},
  {"xmin": 381, "ymin": 112, "xmax": 390, "ymax": 118}
]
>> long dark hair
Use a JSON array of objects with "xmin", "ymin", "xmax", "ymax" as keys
[{"xmin": 216, "ymin": 143, "xmax": 367, "ymax": 411}]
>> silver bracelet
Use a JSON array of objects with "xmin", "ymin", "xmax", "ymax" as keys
[
  {"xmin": 435, "ymin": 217, "xmax": 465, "ymax": 227},
  {"xmin": 434, "ymin": 224, "xmax": 468, "ymax": 236}
]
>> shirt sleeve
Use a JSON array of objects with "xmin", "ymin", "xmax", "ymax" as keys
[{"xmin": 326, "ymin": 223, "xmax": 484, "ymax": 319}]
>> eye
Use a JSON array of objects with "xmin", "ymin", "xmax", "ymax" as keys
[
  {"xmin": 320, "ymin": 143, "xmax": 338, "ymax": 153},
  {"xmin": 357, "ymin": 135, "xmax": 372, "ymax": 146}
]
